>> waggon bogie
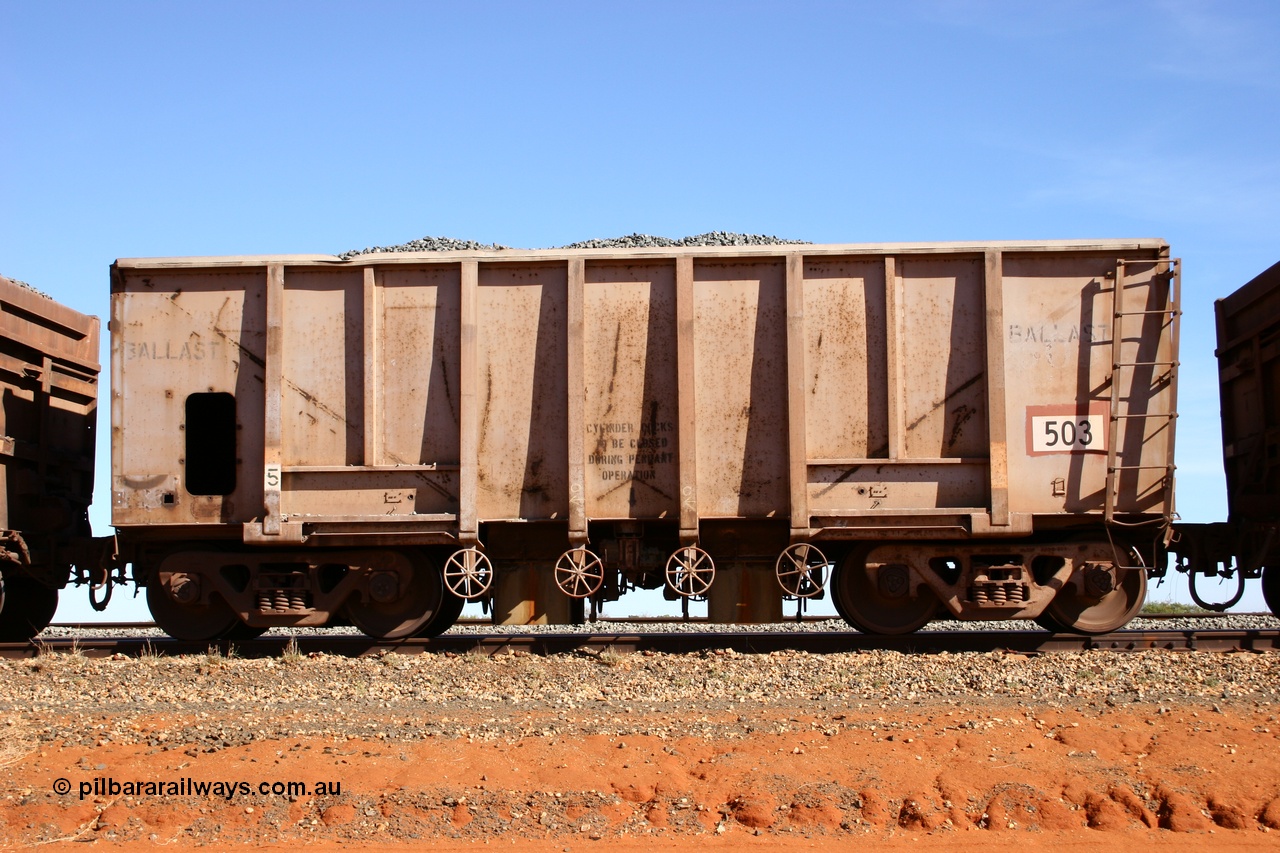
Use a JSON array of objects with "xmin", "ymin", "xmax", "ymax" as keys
[
  {"xmin": 140, "ymin": 546, "xmax": 453, "ymax": 640},
  {"xmin": 831, "ymin": 535, "xmax": 1150, "ymax": 635}
]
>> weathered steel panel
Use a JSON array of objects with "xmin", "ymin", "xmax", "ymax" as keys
[
  {"xmin": 693, "ymin": 260, "xmax": 789, "ymax": 518},
  {"xmin": 802, "ymin": 257, "xmax": 889, "ymax": 461},
  {"xmin": 582, "ymin": 261, "xmax": 679, "ymax": 519},
  {"xmin": 898, "ymin": 257, "xmax": 988, "ymax": 463},
  {"xmin": 809, "ymin": 463, "xmax": 989, "ymax": 512},
  {"xmin": 110, "ymin": 239, "xmax": 1177, "ymax": 547},
  {"xmin": 113, "ymin": 270, "xmax": 264, "ymax": 525},
  {"xmin": 281, "ymin": 270, "xmax": 364, "ymax": 468},
  {"xmin": 1001, "ymin": 254, "xmax": 1115, "ymax": 514},
  {"xmin": 474, "ymin": 263, "xmax": 568, "ymax": 521},
  {"xmin": 1001, "ymin": 254, "xmax": 1174, "ymax": 515},
  {"xmin": 378, "ymin": 266, "xmax": 461, "ymax": 468},
  {"xmin": 283, "ymin": 470, "xmax": 457, "ymax": 517}
]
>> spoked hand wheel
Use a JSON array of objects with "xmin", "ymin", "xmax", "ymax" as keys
[
  {"xmin": 665, "ymin": 546, "xmax": 715, "ymax": 598},
  {"xmin": 554, "ymin": 547, "xmax": 605, "ymax": 598},
  {"xmin": 443, "ymin": 547, "xmax": 494, "ymax": 600},
  {"xmin": 775, "ymin": 543, "xmax": 829, "ymax": 598}
]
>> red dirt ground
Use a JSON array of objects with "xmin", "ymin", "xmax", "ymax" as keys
[{"xmin": 4, "ymin": 701, "xmax": 1279, "ymax": 851}]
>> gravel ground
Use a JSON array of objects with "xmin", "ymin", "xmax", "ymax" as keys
[
  {"xmin": 4, "ymin": 644, "xmax": 1279, "ymax": 751},
  {"xmin": 6, "ymin": 626, "xmax": 1279, "ymax": 849},
  {"xmin": 17, "ymin": 613, "xmax": 1280, "ymax": 749},
  {"xmin": 339, "ymin": 232, "xmax": 807, "ymax": 259}
]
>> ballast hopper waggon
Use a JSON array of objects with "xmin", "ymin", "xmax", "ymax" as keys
[{"xmin": 108, "ymin": 239, "xmax": 1182, "ymax": 639}]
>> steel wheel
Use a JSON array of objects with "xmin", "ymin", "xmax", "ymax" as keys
[
  {"xmin": 775, "ymin": 543, "xmax": 829, "ymax": 598},
  {"xmin": 831, "ymin": 555, "xmax": 937, "ymax": 635},
  {"xmin": 0, "ymin": 576, "xmax": 59, "ymax": 642},
  {"xmin": 1042, "ymin": 562, "xmax": 1146, "ymax": 635},
  {"xmin": 554, "ymin": 547, "xmax": 605, "ymax": 599},
  {"xmin": 340, "ymin": 550, "xmax": 445, "ymax": 637},
  {"xmin": 443, "ymin": 547, "xmax": 493, "ymax": 600},
  {"xmin": 146, "ymin": 574, "xmax": 239, "ymax": 641},
  {"xmin": 342, "ymin": 553, "xmax": 444, "ymax": 640},
  {"xmin": 665, "ymin": 546, "xmax": 715, "ymax": 598},
  {"xmin": 417, "ymin": 590, "xmax": 466, "ymax": 637},
  {"xmin": 1261, "ymin": 566, "xmax": 1280, "ymax": 619}
]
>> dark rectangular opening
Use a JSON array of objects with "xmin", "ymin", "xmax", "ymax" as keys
[{"xmin": 185, "ymin": 392, "xmax": 237, "ymax": 496}]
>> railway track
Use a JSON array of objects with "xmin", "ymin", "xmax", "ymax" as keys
[
  {"xmin": 5, "ymin": 627, "xmax": 1278, "ymax": 660},
  {"xmin": 42, "ymin": 611, "xmax": 1264, "ymax": 632},
  {"xmin": 34, "ymin": 616, "xmax": 857, "ymax": 632}
]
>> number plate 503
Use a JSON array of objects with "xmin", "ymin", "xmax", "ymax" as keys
[{"xmin": 1026, "ymin": 405, "xmax": 1108, "ymax": 455}]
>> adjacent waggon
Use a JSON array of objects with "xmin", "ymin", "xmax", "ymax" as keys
[
  {"xmin": 1172, "ymin": 260, "xmax": 1280, "ymax": 612},
  {"xmin": 110, "ymin": 240, "xmax": 1182, "ymax": 639},
  {"xmin": 0, "ymin": 275, "xmax": 109, "ymax": 640}
]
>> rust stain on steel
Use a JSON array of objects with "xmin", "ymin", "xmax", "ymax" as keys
[
  {"xmin": 814, "ymin": 466, "xmax": 862, "ymax": 498},
  {"xmin": 127, "ymin": 291, "xmax": 260, "ymax": 380},
  {"xmin": 606, "ymin": 322, "xmax": 621, "ymax": 400},
  {"xmin": 283, "ymin": 378, "xmax": 356, "ymax": 430},
  {"xmin": 361, "ymin": 450, "xmax": 461, "ymax": 504},
  {"xmin": 947, "ymin": 404, "xmax": 977, "ymax": 448},
  {"xmin": 437, "ymin": 352, "xmax": 457, "ymax": 423},
  {"xmin": 905, "ymin": 371, "xmax": 984, "ymax": 433},
  {"xmin": 211, "ymin": 297, "xmax": 266, "ymax": 369},
  {"xmin": 416, "ymin": 476, "xmax": 457, "ymax": 503},
  {"xmin": 813, "ymin": 440, "xmax": 890, "ymax": 498},
  {"xmin": 524, "ymin": 453, "xmax": 549, "ymax": 499},
  {"xmin": 478, "ymin": 363, "xmax": 493, "ymax": 455}
]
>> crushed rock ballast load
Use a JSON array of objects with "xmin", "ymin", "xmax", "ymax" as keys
[{"xmin": 339, "ymin": 232, "xmax": 808, "ymax": 259}]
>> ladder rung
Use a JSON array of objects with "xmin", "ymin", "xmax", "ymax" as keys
[{"xmin": 1104, "ymin": 255, "xmax": 1179, "ymax": 529}]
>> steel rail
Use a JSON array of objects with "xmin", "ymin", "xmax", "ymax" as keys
[{"xmin": 6, "ymin": 628, "xmax": 1278, "ymax": 660}]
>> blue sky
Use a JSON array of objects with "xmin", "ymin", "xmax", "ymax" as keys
[{"xmin": 3, "ymin": 1, "xmax": 1277, "ymax": 620}]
